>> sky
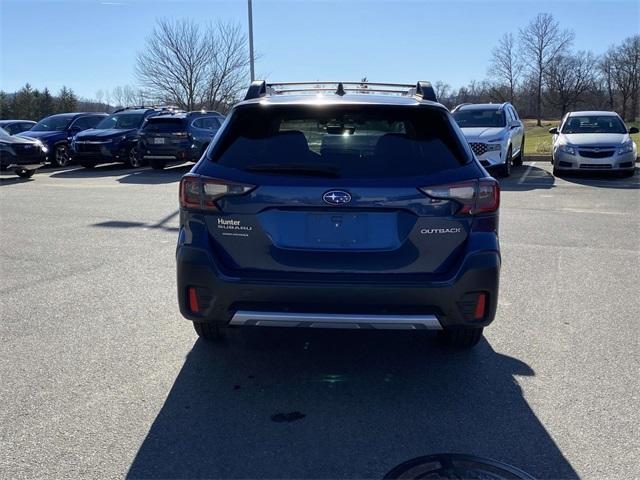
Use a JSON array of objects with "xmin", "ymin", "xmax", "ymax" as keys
[{"xmin": 1, "ymin": 0, "xmax": 638, "ymax": 100}]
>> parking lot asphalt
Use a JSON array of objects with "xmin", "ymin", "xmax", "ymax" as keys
[{"xmin": 1, "ymin": 162, "xmax": 638, "ymax": 479}]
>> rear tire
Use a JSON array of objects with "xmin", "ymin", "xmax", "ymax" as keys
[
  {"xmin": 125, "ymin": 147, "xmax": 143, "ymax": 168},
  {"xmin": 15, "ymin": 169, "xmax": 35, "ymax": 178},
  {"xmin": 438, "ymin": 328, "xmax": 484, "ymax": 349},
  {"xmin": 192, "ymin": 321, "xmax": 224, "ymax": 341},
  {"xmin": 552, "ymin": 166, "xmax": 563, "ymax": 177},
  {"xmin": 150, "ymin": 159, "xmax": 166, "ymax": 170}
]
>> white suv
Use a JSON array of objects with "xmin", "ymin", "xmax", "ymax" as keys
[{"xmin": 452, "ymin": 103, "xmax": 525, "ymax": 177}]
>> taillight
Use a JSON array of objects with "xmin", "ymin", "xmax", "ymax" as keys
[
  {"xmin": 420, "ymin": 178, "xmax": 499, "ymax": 215},
  {"xmin": 188, "ymin": 287, "xmax": 200, "ymax": 313},
  {"xmin": 179, "ymin": 174, "xmax": 255, "ymax": 211},
  {"xmin": 474, "ymin": 293, "xmax": 487, "ymax": 320}
]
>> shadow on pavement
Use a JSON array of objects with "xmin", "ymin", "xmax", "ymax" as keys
[
  {"xmin": 498, "ymin": 165, "xmax": 556, "ymax": 191},
  {"xmin": 118, "ymin": 165, "xmax": 191, "ymax": 185},
  {"xmin": 127, "ymin": 329, "xmax": 577, "ymax": 479},
  {"xmin": 50, "ymin": 163, "xmax": 135, "ymax": 178},
  {"xmin": 555, "ymin": 168, "xmax": 639, "ymax": 189},
  {"xmin": 0, "ymin": 175, "xmax": 34, "ymax": 185},
  {"xmin": 92, "ymin": 210, "xmax": 179, "ymax": 233},
  {"xmin": 49, "ymin": 163, "xmax": 191, "ymax": 184}
]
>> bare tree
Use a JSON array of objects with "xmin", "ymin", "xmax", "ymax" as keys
[
  {"xmin": 488, "ymin": 33, "xmax": 521, "ymax": 104},
  {"xmin": 136, "ymin": 19, "xmax": 210, "ymax": 110},
  {"xmin": 202, "ymin": 21, "xmax": 251, "ymax": 112},
  {"xmin": 607, "ymin": 43, "xmax": 634, "ymax": 120},
  {"xmin": 519, "ymin": 13, "xmax": 574, "ymax": 125},
  {"xmin": 545, "ymin": 51, "xmax": 597, "ymax": 116},
  {"xmin": 111, "ymin": 86, "xmax": 125, "ymax": 108},
  {"xmin": 433, "ymin": 81, "xmax": 451, "ymax": 102},
  {"xmin": 136, "ymin": 19, "xmax": 249, "ymax": 112},
  {"xmin": 618, "ymin": 35, "xmax": 640, "ymax": 120},
  {"xmin": 599, "ymin": 51, "xmax": 616, "ymax": 110}
]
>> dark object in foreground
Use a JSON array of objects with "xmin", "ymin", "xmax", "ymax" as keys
[
  {"xmin": 384, "ymin": 454, "xmax": 535, "ymax": 479},
  {"xmin": 0, "ymin": 127, "xmax": 47, "ymax": 178}
]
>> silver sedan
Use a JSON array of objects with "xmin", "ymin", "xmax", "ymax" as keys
[{"xmin": 549, "ymin": 111, "xmax": 638, "ymax": 177}]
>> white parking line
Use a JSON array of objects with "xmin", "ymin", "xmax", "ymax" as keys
[{"xmin": 518, "ymin": 162, "xmax": 536, "ymax": 184}]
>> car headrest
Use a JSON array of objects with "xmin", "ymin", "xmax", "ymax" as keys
[
  {"xmin": 264, "ymin": 130, "xmax": 310, "ymax": 161},
  {"xmin": 568, "ymin": 118, "xmax": 581, "ymax": 129},
  {"xmin": 374, "ymin": 133, "xmax": 410, "ymax": 157}
]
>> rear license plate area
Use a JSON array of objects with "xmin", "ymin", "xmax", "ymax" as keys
[{"xmin": 307, "ymin": 213, "xmax": 368, "ymax": 246}]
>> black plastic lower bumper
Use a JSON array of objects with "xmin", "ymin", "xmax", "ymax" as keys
[
  {"xmin": 176, "ymin": 246, "xmax": 500, "ymax": 330},
  {"xmin": 1, "ymin": 158, "xmax": 46, "ymax": 171}
]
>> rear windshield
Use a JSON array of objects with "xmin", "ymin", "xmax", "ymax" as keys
[
  {"xmin": 208, "ymin": 105, "xmax": 467, "ymax": 178},
  {"xmin": 452, "ymin": 108, "xmax": 506, "ymax": 128},
  {"xmin": 142, "ymin": 118, "xmax": 186, "ymax": 133},
  {"xmin": 561, "ymin": 115, "xmax": 627, "ymax": 134}
]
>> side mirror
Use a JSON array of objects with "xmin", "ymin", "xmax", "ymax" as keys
[
  {"xmin": 548, "ymin": 127, "xmax": 558, "ymax": 135},
  {"xmin": 629, "ymin": 127, "xmax": 639, "ymax": 134}
]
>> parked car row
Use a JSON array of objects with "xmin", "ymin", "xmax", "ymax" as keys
[
  {"xmin": 0, "ymin": 107, "xmax": 225, "ymax": 178},
  {"xmin": 2, "ymin": 99, "xmax": 637, "ymax": 182},
  {"xmin": 450, "ymin": 103, "xmax": 637, "ymax": 178}
]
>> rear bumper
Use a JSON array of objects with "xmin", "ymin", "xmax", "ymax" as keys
[
  {"xmin": 141, "ymin": 145, "xmax": 198, "ymax": 163},
  {"xmin": 176, "ymin": 244, "xmax": 501, "ymax": 330}
]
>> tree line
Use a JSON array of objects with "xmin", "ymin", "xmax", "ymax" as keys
[
  {"xmin": 435, "ymin": 13, "xmax": 639, "ymax": 124},
  {"xmin": 0, "ymin": 85, "xmax": 87, "ymax": 121},
  {"xmin": 1, "ymin": 14, "xmax": 638, "ymax": 123}
]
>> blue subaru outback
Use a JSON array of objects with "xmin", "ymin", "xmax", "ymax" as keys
[{"xmin": 177, "ymin": 81, "xmax": 501, "ymax": 349}]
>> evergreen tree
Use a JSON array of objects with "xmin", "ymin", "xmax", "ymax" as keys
[
  {"xmin": 11, "ymin": 83, "xmax": 37, "ymax": 119},
  {"xmin": 0, "ymin": 91, "xmax": 12, "ymax": 119},
  {"xmin": 57, "ymin": 86, "xmax": 78, "ymax": 112},
  {"xmin": 37, "ymin": 88, "xmax": 56, "ymax": 119}
]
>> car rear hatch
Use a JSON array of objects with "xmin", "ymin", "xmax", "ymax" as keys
[
  {"xmin": 140, "ymin": 118, "xmax": 189, "ymax": 157},
  {"xmin": 183, "ymin": 103, "xmax": 496, "ymax": 276}
]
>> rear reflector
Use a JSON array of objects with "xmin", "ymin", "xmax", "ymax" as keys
[
  {"xmin": 188, "ymin": 287, "xmax": 200, "ymax": 313},
  {"xmin": 420, "ymin": 178, "xmax": 500, "ymax": 215},
  {"xmin": 474, "ymin": 293, "xmax": 486, "ymax": 320},
  {"xmin": 180, "ymin": 174, "xmax": 255, "ymax": 211}
]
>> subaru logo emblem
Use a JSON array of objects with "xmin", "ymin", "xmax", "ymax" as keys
[{"xmin": 323, "ymin": 190, "xmax": 352, "ymax": 205}]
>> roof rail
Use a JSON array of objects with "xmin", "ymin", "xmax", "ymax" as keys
[
  {"xmin": 112, "ymin": 104, "xmax": 182, "ymax": 114},
  {"xmin": 112, "ymin": 105, "xmax": 147, "ymax": 113},
  {"xmin": 451, "ymin": 103, "xmax": 472, "ymax": 112},
  {"xmin": 243, "ymin": 80, "xmax": 439, "ymax": 102},
  {"xmin": 186, "ymin": 110, "xmax": 223, "ymax": 116}
]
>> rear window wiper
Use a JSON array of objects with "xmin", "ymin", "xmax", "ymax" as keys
[{"xmin": 244, "ymin": 163, "xmax": 340, "ymax": 178}]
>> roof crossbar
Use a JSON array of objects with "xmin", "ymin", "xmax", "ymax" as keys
[{"xmin": 243, "ymin": 80, "xmax": 438, "ymax": 102}]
